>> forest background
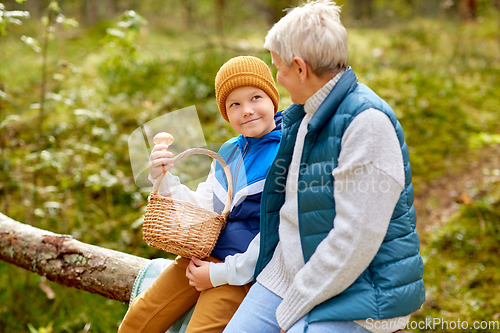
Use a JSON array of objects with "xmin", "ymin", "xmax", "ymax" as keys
[{"xmin": 1, "ymin": 0, "xmax": 500, "ymax": 332}]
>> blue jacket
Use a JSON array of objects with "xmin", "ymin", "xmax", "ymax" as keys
[
  {"xmin": 255, "ymin": 69, "xmax": 425, "ymax": 322},
  {"xmin": 211, "ymin": 112, "xmax": 282, "ymax": 260}
]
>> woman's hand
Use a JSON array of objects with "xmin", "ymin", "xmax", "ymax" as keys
[
  {"xmin": 186, "ymin": 256, "xmax": 214, "ymax": 291},
  {"xmin": 149, "ymin": 144, "xmax": 174, "ymax": 179}
]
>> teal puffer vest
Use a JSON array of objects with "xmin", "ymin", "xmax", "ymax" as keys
[{"xmin": 255, "ymin": 68, "xmax": 425, "ymax": 322}]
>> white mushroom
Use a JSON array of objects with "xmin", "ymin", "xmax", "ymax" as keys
[{"xmin": 153, "ymin": 132, "xmax": 174, "ymax": 146}]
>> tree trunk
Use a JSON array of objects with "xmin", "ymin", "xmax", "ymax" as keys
[
  {"xmin": 105, "ymin": 0, "xmax": 118, "ymax": 18},
  {"xmin": 460, "ymin": 0, "xmax": 478, "ymax": 20},
  {"xmin": 215, "ymin": 0, "xmax": 226, "ymax": 37},
  {"xmin": 353, "ymin": 0, "xmax": 374, "ymax": 22},
  {"xmin": 0, "ymin": 212, "xmax": 149, "ymax": 304},
  {"xmin": 264, "ymin": 0, "xmax": 296, "ymax": 25},
  {"xmin": 181, "ymin": 0, "xmax": 195, "ymax": 32},
  {"xmin": 84, "ymin": 0, "xmax": 99, "ymax": 26}
]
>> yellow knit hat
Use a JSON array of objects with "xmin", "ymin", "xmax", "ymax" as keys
[{"xmin": 215, "ymin": 56, "xmax": 279, "ymax": 122}]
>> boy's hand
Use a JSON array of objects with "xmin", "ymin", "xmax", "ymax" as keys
[
  {"xmin": 186, "ymin": 256, "xmax": 214, "ymax": 291},
  {"xmin": 149, "ymin": 144, "xmax": 174, "ymax": 179}
]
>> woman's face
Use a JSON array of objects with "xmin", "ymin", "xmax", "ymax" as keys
[{"xmin": 271, "ymin": 51, "xmax": 307, "ymax": 104}]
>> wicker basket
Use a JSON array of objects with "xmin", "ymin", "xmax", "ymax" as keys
[{"xmin": 142, "ymin": 148, "xmax": 233, "ymax": 259}]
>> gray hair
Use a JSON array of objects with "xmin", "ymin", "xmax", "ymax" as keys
[{"xmin": 264, "ymin": 0, "xmax": 348, "ymax": 77}]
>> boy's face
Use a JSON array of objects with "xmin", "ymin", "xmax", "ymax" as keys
[{"xmin": 225, "ymin": 86, "xmax": 276, "ymax": 138}]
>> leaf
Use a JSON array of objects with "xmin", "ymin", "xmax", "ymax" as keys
[
  {"xmin": 48, "ymin": 1, "xmax": 60, "ymax": 13},
  {"xmin": 27, "ymin": 324, "xmax": 39, "ymax": 333},
  {"xmin": 20, "ymin": 35, "xmax": 41, "ymax": 53}
]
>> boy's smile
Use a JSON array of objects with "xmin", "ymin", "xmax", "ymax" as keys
[
  {"xmin": 242, "ymin": 118, "xmax": 260, "ymax": 125},
  {"xmin": 225, "ymin": 86, "xmax": 276, "ymax": 138}
]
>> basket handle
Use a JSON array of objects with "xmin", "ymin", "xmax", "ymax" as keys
[{"xmin": 152, "ymin": 148, "xmax": 234, "ymax": 218}]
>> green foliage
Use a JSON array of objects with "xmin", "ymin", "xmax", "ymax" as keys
[
  {"xmin": 0, "ymin": 264, "xmax": 127, "ymax": 332},
  {"xmin": 469, "ymin": 133, "xmax": 500, "ymax": 149},
  {"xmin": 100, "ymin": 10, "xmax": 146, "ymax": 96},
  {"xmin": 349, "ymin": 16, "xmax": 500, "ymax": 187},
  {"xmin": 28, "ymin": 321, "xmax": 54, "ymax": 333},
  {"xmin": 413, "ymin": 181, "xmax": 500, "ymax": 332},
  {"xmin": 0, "ymin": 2, "xmax": 30, "ymax": 35}
]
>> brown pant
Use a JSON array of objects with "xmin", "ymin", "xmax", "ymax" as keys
[{"xmin": 118, "ymin": 256, "xmax": 251, "ymax": 333}]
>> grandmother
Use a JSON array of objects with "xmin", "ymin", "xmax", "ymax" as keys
[{"xmin": 223, "ymin": 1, "xmax": 425, "ymax": 333}]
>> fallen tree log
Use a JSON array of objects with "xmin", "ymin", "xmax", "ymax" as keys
[{"xmin": 0, "ymin": 212, "xmax": 149, "ymax": 304}]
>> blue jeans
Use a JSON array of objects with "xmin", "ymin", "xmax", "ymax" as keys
[{"xmin": 223, "ymin": 282, "xmax": 370, "ymax": 333}]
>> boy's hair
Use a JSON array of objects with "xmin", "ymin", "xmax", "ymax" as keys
[
  {"xmin": 215, "ymin": 56, "xmax": 279, "ymax": 122},
  {"xmin": 264, "ymin": 0, "xmax": 348, "ymax": 77}
]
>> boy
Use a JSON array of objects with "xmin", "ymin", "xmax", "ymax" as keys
[{"xmin": 118, "ymin": 56, "xmax": 281, "ymax": 333}]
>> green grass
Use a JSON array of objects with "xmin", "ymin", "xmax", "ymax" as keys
[
  {"xmin": 412, "ymin": 180, "xmax": 500, "ymax": 332},
  {"xmin": 0, "ymin": 264, "xmax": 128, "ymax": 332}
]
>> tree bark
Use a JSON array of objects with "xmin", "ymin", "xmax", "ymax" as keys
[
  {"xmin": 353, "ymin": 0, "xmax": 374, "ymax": 21},
  {"xmin": 460, "ymin": 0, "xmax": 478, "ymax": 20},
  {"xmin": 0, "ymin": 212, "xmax": 149, "ymax": 304},
  {"xmin": 215, "ymin": 0, "xmax": 226, "ymax": 37},
  {"xmin": 84, "ymin": 0, "xmax": 99, "ymax": 26}
]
